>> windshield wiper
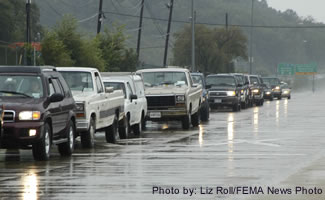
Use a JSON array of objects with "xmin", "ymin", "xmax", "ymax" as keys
[{"xmin": 0, "ymin": 90, "xmax": 32, "ymax": 98}]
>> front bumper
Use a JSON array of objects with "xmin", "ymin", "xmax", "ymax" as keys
[
  {"xmin": 146, "ymin": 108, "xmax": 187, "ymax": 121},
  {"xmin": 208, "ymin": 96, "xmax": 239, "ymax": 108},
  {"xmin": 1, "ymin": 121, "xmax": 44, "ymax": 148},
  {"xmin": 75, "ymin": 119, "xmax": 89, "ymax": 132},
  {"xmin": 281, "ymin": 91, "xmax": 291, "ymax": 97}
]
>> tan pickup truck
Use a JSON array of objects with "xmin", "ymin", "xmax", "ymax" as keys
[{"xmin": 136, "ymin": 68, "xmax": 202, "ymax": 129}]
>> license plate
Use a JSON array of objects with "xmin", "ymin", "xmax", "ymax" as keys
[
  {"xmin": 214, "ymin": 99, "xmax": 222, "ymax": 103},
  {"xmin": 149, "ymin": 112, "xmax": 161, "ymax": 118}
]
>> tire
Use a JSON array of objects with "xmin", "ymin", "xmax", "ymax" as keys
[
  {"xmin": 288, "ymin": 95, "xmax": 291, "ymax": 100},
  {"xmin": 106, "ymin": 115, "xmax": 119, "ymax": 143},
  {"xmin": 141, "ymin": 113, "xmax": 147, "ymax": 130},
  {"xmin": 191, "ymin": 111, "xmax": 200, "ymax": 127},
  {"xmin": 270, "ymin": 96, "xmax": 274, "ymax": 101},
  {"xmin": 278, "ymin": 96, "xmax": 282, "ymax": 100},
  {"xmin": 133, "ymin": 115, "xmax": 143, "ymax": 136},
  {"xmin": 182, "ymin": 112, "xmax": 191, "ymax": 130},
  {"xmin": 118, "ymin": 116, "xmax": 129, "ymax": 139},
  {"xmin": 58, "ymin": 119, "xmax": 75, "ymax": 156},
  {"xmin": 200, "ymin": 103, "xmax": 209, "ymax": 122},
  {"xmin": 232, "ymin": 103, "xmax": 239, "ymax": 112},
  {"xmin": 81, "ymin": 118, "xmax": 95, "ymax": 148},
  {"xmin": 32, "ymin": 123, "xmax": 51, "ymax": 161}
]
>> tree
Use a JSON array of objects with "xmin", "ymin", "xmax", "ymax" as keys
[
  {"xmin": 173, "ymin": 25, "xmax": 247, "ymax": 74},
  {"xmin": 97, "ymin": 26, "xmax": 138, "ymax": 72}
]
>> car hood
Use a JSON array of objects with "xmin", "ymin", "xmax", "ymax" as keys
[
  {"xmin": 209, "ymin": 86, "xmax": 236, "ymax": 91},
  {"xmin": 0, "ymin": 97, "xmax": 44, "ymax": 110},
  {"xmin": 145, "ymin": 86, "xmax": 188, "ymax": 95},
  {"xmin": 72, "ymin": 91, "xmax": 97, "ymax": 101}
]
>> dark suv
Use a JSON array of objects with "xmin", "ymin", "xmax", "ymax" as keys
[
  {"xmin": 248, "ymin": 75, "xmax": 264, "ymax": 106},
  {"xmin": 206, "ymin": 74, "xmax": 241, "ymax": 112},
  {"xmin": 261, "ymin": 77, "xmax": 282, "ymax": 100},
  {"xmin": 0, "ymin": 66, "xmax": 76, "ymax": 161},
  {"xmin": 233, "ymin": 73, "xmax": 250, "ymax": 109}
]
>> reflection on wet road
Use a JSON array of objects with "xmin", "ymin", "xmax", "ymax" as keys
[{"xmin": 1, "ymin": 91, "xmax": 325, "ymax": 200}]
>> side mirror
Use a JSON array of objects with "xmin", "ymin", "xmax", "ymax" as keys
[
  {"xmin": 192, "ymin": 83, "xmax": 199, "ymax": 88},
  {"xmin": 237, "ymin": 84, "xmax": 242, "ymax": 87},
  {"xmin": 49, "ymin": 93, "xmax": 64, "ymax": 103},
  {"xmin": 105, "ymin": 87, "xmax": 114, "ymax": 93},
  {"xmin": 130, "ymin": 94, "xmax": 138, "ymax": 100},
  {"xmin": 253, "ymin": 82, "xmax": 258, "ymax": 85}
]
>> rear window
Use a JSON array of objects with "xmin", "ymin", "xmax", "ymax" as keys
[{"xmin": 104, "ymin": 82, "xmax": 126, "ymax": 98}]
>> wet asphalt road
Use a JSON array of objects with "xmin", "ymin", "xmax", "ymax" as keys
[{"xmin": 1, "ymin": 90, "xmax": 325, "ymax": 200}]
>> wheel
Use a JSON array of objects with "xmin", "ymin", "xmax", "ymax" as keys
[
  {"xmin": 106, "ymin": 115, "xmax": 119, "ymax": 143},
  {"xmin": 81, "ymin": 118, "xmax": 95, "ymax": 148},
  {"xmin": 32, "ymin": 123, "xmax": 51, "ymax": 161},
  {"xmin": 191, "ymin": 111, "xmax": 200, "ymax": 127},
  {"xmin": 260, "ymin": 100, "xmax": 264, "ymax": 106},
  {"xmin": 141, "ymin": 113, "xmax": 146, "ymax": 130},
  {"xmin": 288, "ymin": 95, "xmax": 291, "ymax": 100},
  {"xmin": 200, "ymin": 103, "xmax": 209, "ymax": 122},
  {"xmin": 118, "ymin": 116, "xmax": 129, "ymax": 139},
  {"xmin": 58, "ymin": 119, "xmax": 75, "ymax": 156},
  {"xmin": 133, "ymin": 115, "xmax": 143, "ymax": 136},
  {"xmin": 270, "ymin": 95, "xmax": 274, "ymax": 101},
  {"xmin": 232, "ymin": 103, "xmax": 239, "ymax": 112},
  {"xmin": 278, "ymin": 96, "xmax": 282, "ymax": 100},
  {"xmin": 182, "ymin": 112, "xmax": 191, "ymax": 129}
]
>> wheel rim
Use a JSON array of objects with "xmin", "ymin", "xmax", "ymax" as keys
[
  {"xmin": 45, "ymin": 128, "xmax": 50, "ymax": 155},
  {"xmin": 69, "ymin": 125, "xmax": 74, "ymax": 149}
]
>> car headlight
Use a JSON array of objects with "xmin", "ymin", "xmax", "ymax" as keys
[
  {"xmin": 253, "ymin": 89, "xmax": 259, "ymax": 93},
  {"xmin": 266, "ymin": 92, "xmax": 271, "ymax": 95},
  {"xmin": 76, "ymin": 102, "xmax": 85, "ymax": 112},
  {"xmin": 275, "ymin": 86, "xmax": 280, "ymax": 90},
  {"xmin": 283, "ymin": 91, "xmax": 289, "ymax": 94},
  {"xmin": 176, "ymin": 95, "xmax": 185, "ymax": 103},
  {"xmin": 241, "ymin": 90, "xmax": 244, "ymax": 94},
  {"xmin": 227, "ymin": 91, "xmax": 236, "ymax": 96},
  {"xmin": 19, "ymin": 111, "xmax": 41, "ymax": 120}
]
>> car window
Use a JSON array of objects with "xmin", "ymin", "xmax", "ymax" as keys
[
  {"xmin": 48, "ymin": 81, "xmax": 55, "ymax": 96},
  {"xmin": 250, "ymin": 76, "xmax": 259, "ymax": 84},
  {"xmin": 95, "ymin": 73, "xmax": 104, "ymax": 93},
  {"xmin": 104, "ymin": 82, "xmax": 127, "ymax": 98},
  {"xmin": 127, "ymin": 82, "xmax": 134, "ymax": 98},
  {"xmin": 0, "ymin": 75, "xmax": 44, "ymax": 98},
  {"xmin": 52, "ymin": 79, "xmax": 64, "ymax": 96},
  {"xmin": 135, "ymin": 81, "xmax": 145, "ymax": 98},
  {"xmin": 142, "ymin": 72, "xmax": 188, "ymax": 87},
  {"xmin": 60, "ymin": 71, "xmax": 94, "ymax": 92}
]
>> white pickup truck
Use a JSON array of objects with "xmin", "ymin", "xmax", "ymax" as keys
[
  {"xmin": 101, "ymin": 73, "xmax": 147, "ymax": 138},
  {"xmin": 57, "ymin": 67, "xmax": 125, "ymax": 147},
  {"xmin": 136, "ymin": 68, "xmax": 202, "ymax": 129}
]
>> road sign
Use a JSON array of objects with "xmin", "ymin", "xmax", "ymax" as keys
[
  {"xmin": 278, "ymin": 63, "xmax": 318, "ymax": 76},
  {"xmin": 278, "ymin": 63, "xmax": 295, "ymax": 75}
]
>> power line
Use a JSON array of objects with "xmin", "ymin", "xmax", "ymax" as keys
[
  {"xmin": 103, "ymin": 10, "xmax": 325, "ymax": 29},
  {"xmin": 79, "ymin": 13, "xmax": 98, "ymax": 23},
  {"xmin": 44, "ymin": 0, "xmax": 63, "ymax": 17}
]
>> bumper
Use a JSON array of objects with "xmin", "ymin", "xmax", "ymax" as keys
[
  {"xmin": 264, "ymin": 92, "xmax": 273, "ymax": 99},
  {"xmin": 0, "ymin": 121, "xmax": 44, "ymax": 148},
  {"xmin": 208, "ymin": 97, "xmax": 239, "ymax": 108},
  {"xmin": 272, "ymin": 91, "xmax": 282, "ymax": 97},
  {"xmin": 146, "ymin": 108, "xmax": 187, "ymax": 121},
  {"xmin": 282, "ymin": 92, "xmax": 291, "ymax": 97},
  {"xmin": 252, "ymin": 94, "xmax": 263, "ymax": 102},
  {"xmin": 76, "ymin": 119, "xmax": 89, "ymax": 132}
]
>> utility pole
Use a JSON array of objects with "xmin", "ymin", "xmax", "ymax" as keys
[
  {"xmin": 97, "ymin": 0, "xmax": 104, "ymax": 34},
  {"xmin": 136, "ymin": 0, "xmax": 145, "ymax": 64},
  {"xmin": 191, "ymin": 0, "xmax": 195, "ymax": 72},
  {"xmin": 249, "ymin": 0, "xmax": 255, "ymax": 74},
  {"xmin": 163, "ymin": 0, "xmax": 174, "ymax": 67},
  {"xmin": 25, "ymin": 0, "xmax": 32, "ymax": 65},
  {"xmin": 225, "ymin": 13, "xmax": 228, "ymax": 30}
]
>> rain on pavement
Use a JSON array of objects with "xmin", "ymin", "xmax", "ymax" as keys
[{"xmin": 1, "ymin": 90, "xmax": 325, "ymax": 200}]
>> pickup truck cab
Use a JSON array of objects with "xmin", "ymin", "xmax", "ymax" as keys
[
  {"xmin": 57, "ymin": 67, "xmax": 124, "ymax": 146},
  {"xmin": 101, "ymin": 74, "xmax": 147, "ymax": 138},
  {"xmin": 136, "ymin": 68, "xmax": 202, "ymax": 129}
]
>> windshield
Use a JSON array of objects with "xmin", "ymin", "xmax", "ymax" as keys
[
  {"xmin": 191, "ymin": 75, "xmax": 204, "ymax": 86},
  {"xmin": 0, "ymin": 75, "xmax": 43, "ymax": 98},
  {"xmin": 235, "ymin": 75, "xmax": 245, "ymax": 85},
  {"xmin": 142, "ymin": 72, "xmax": 188, "ymax": 87},
  {"xmin": 60, "ymin": 71, "xmax": 94, "ymax": 92},
  {"xmin": 249, "ymin": 76, "xmax": 260, "ymax": 84},
  {"xmin": 262, "ymin": 78, "xmax": 280, "ymax": 86},
  {"xmin": 206, "ymin": 76, "xmax": 236, "ymax": 86},
  {"xmin": 104, "ymin": 82, "xmax": 126, "ymax": 98}
]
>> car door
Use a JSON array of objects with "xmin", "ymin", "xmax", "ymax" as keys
[
  {"xmin": 94, "ymin": 72, "xmax": 108, "ymax": 127},
  {"xmin": 126, "ymin": 82, "xmax": 137, "ymax": 125},
  {"xmin": 48, "ymin": 78, "xmax": 66, "ymax": 135}
]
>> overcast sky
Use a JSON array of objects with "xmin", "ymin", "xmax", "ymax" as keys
[{"xmin": 267, "ymin": 0, "xmax": 325, "ymax": 23}]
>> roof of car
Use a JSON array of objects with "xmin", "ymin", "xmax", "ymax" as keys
[
  {"xmin": 0, "ymin": 66, "xmax": 56, "ymax": 73},
  {"xmin": 137, "ymin": 67, "xmax": 190, "ymax": 73},
  {"xmin": 56, "ymin": 67, "xmax": 99, "ymax": 73},
  {"xmin": 191, "ymin": 72, "xmax": 204, "ymax": 76},
  {"xmin": 102, "ymin": 74, "xmax": 143, "ymax": 82},
  {"xmin": 207, "ymin": 74, "xmax": 235, "ymax": 77}
]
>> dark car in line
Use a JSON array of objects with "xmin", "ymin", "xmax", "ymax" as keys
[
  {"xmin": 248, "ymin": 75, "xmax": 264, "ymax": 106},
  {"xmin": 191, "ymin": 72, "xmax": 209, "ymax": 121},
  {"xmin": 263, "ymin": 83, "xmax": 274, "ymax": 101},
  {"xmin": 206, "ymin": 74, "xmax": 241, "ymax": 112},
  {"xmin": 0, "ymin": 66, "xmax": 76, "ymax": 161},
  {"xmin": 233, "ymin": 73, "xmax": 250, "ymax": 109},
  {"xmin": 261, "ymin": 77, "xmax": 282, "ymax": 100}
]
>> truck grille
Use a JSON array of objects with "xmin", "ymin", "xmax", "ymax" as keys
[
  {"xmin": 3, "ymin": 110, "xmax": 15, "ymax": 122},
  {"xmin": 147, "ymin": 96, "xmax": 176, "ymax": 107},
  {"xmin": 209, "ymin": 91, "xmax": 227, "ymax": 97}
]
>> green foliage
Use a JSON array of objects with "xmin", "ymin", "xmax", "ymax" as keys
[
  {"xmin": 97, "ymin": 27, "xmax": 138, "ymax": 72},
  {"xmin": 173, "ymin": 25, "xmax": 247, "ymax": 74}
]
